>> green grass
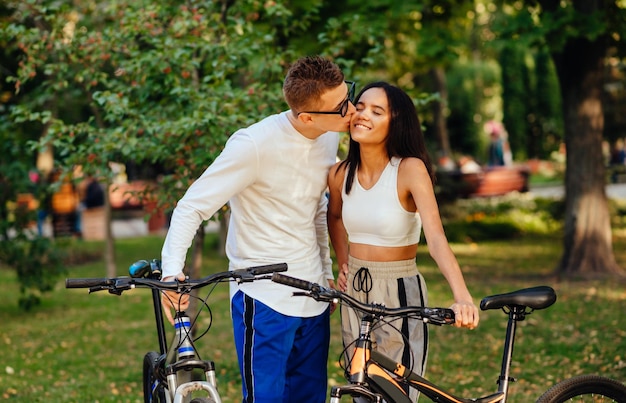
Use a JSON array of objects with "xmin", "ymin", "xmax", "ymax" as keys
[{"xmin": 1, "ymin": 232, "xmax": 625, "ymax": 402}]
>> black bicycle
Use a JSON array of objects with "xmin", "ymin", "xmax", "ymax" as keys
[
  {"xmin": 66, "ymin": 259, "xmax": 288, "ymax": 403},
  {"xmin": 271, "ymin": 273, "xmax": 626, "ymax": 403}
]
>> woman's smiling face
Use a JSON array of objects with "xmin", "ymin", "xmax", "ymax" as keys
[{"xmin": 350, "ymin": 87, "xmax": 390, "ymax": 146}]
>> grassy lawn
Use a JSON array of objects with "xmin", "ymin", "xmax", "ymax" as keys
[{"xmin": 1, "ymin": 230, "xmax": 625, "ymax": 402}]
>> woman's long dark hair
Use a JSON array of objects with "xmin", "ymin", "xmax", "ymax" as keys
[{"xmin": 340, "ymin": 81, "xmax": 435, "ymax": 194}]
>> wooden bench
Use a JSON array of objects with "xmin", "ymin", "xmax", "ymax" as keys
[
  {"xmin": 470, "ymin": 166, "xmax": 530, "ymax": 197},
  {"xmin": 439, "ymin": 166, "xmax": 530, "ymax": 198}
]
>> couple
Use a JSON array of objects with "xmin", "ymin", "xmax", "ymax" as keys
[{"xmin": 159, "ymin": 55, "xmax": 479, "ymax": 403}]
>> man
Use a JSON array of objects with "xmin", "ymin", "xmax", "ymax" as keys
[{"xmin": 160, "ymin": 55, "xmax": 355, "ymax": 402}]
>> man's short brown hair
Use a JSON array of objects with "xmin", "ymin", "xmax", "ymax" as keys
[{"xmin": 283, "ymin": 56, "xmax": 345, "ymax": 113}]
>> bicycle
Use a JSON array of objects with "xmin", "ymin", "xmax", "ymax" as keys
[
  {"xmin": 271, "ymin": 273, "xmax": 626, "ymax": 403},
  {"xmin": 66, "ymin": 259, "xmax": 288, "ymax": 403}
]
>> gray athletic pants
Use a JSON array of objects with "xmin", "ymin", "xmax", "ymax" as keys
[{"xmin": 341, "ymin": 256, "xmax": 428, "ymax": 401}]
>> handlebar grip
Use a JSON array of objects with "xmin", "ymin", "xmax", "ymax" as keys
[
  {"xmin": 66, "ymin": 278, "xmax": 113, "ymax": 288},
  {"xmin": 249, "ymin": 263, "xmax": 288, "ymax": 275},
  {"xmin": 271, "ymin": 273, "xmax": 313, "ymax": 290}
]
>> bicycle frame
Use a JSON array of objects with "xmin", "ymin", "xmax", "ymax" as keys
[
  {"xmin": 144, "ymin": 282, "xmax": 223, "ymax": 402},
  {"xmin": 322, "ymin": 287, "xmax": 556, "ymax": 403},
  {"xmin": 154, "ymin": 309, "xmax": 222, "ymax": 403},
  {"xmin": 272, "ymin": 274, "xmax": 624, "ymax": 403},
  {"xmin": 331, "ymin": 325, "xmax": 504, "ymax": 403},
  {"xmin": 67, "ymin": 260, "xmax": 288, "ymax": 403},
  {"xmin": 150, "ymin": 286, "xmax": 168, "ymax": 355},
  {"xmin": 329, "ymin": 288, "xmax": 556, "ymax": 403},
  {"xmin": 329, "ymin": 314, "xmax": 504, "ymax": 403}
]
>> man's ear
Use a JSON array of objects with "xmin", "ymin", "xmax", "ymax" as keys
[{"xmin": 296, "ymin": 112, "xmax": 314, "ymax": 124}]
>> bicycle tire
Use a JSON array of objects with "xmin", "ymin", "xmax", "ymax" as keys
[
  {"xmin": 143, "ymin": 351, "xmax": 166, "ymax": 403},
  {"xmin": 536, "ymin": 374, "xmax": 626, "ymax": 403}
]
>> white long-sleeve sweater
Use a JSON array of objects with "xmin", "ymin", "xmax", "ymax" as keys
[{"xmin": 161, "ymin": 111, "xmax": 339, "ymax": 317}]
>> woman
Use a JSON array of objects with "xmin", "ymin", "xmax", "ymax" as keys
[{"xmin": 327, "ymin": 82, "xmax": 479, "ymax": 389}]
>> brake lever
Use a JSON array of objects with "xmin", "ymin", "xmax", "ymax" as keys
[
  {"xmin": 86, "ymin": 286, "xmax": 125, "ymax": 295},
  {"xmin": 88, "ymin": 286, "xmax": 108, "ymax": 294},
  {"xmin": 292, "ymin": 289, "xmax": 338, "ymax": 304},
  {"xmin": 234, "ymin": 272, "xmax": 256, "ymax": 283},
  {"xmin": 422, "ymin": 308, "xmax": 455, "ymax": 325}
]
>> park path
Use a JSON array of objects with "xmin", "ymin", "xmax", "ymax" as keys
[
  {"xmin": 529, "ymin": 183, "xmax": 626, "ymax": 199},
  {"xmin": 39, "ymin": 183, "xmax": 626, "ymax": 239}
]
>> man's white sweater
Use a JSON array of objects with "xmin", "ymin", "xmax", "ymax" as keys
[{"xmin": 161, "ymin": 111, "xmax": 339, "ymax": 317}]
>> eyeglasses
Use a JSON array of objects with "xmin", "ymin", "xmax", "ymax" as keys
[{"xmin": 298, "ymin": 81, "xmax": 356, "ymax": 118}]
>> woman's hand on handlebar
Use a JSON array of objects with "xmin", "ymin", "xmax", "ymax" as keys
[
  {"xmin": 161, "ymin": 272, "xmax": 190, "ymax": 325},
  {"xmin": 450, "ymin": 300, "xmax": 479, "ymax": 330}
]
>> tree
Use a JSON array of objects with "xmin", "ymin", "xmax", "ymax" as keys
[
  {"xmin": 378, "ymin": 1, "xmax": 478, "ymax": 158},
  {"xmin": 7, "ymin": 0, "xmax": 623, "ymax": 282},
  {"xmin": 547, "ymin": 0, "xmax": 624, "ymax": 275},
  {"xmin": 532, "ymin": 44, "xmax": 563, "ymax": 159},
  {"xmin": 1, "ymin": 0, "xmax": 385, "ymax": 282},
  {"xmin": 2, "ymin": 1, "xmax": 303, "ymax": 277},
  {"xmin": 499, "ymin": 44, "xmax": 531, "ymax": 160},
  {"xmin": 495, "ymin": 0, "xmax": 625, "ymax": 276}
]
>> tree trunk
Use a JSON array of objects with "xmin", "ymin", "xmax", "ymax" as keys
[
  {"xmin": 188, "ymin": 225, "xmax": 205, "ymax": 332},
  {"xmin": 429, "ymin": 67, "xmax": 451, "ymax": 158},
  {"xmin": 104, "ymin": 182, "xmax": 116, "ymax": 278},
  {"xmin": 553, "ymin": 34, "xmax": 623, "ymax": 276},
  {"xmin": 218, "ymin": 209, "xmax": 230, "ymax": 257}
]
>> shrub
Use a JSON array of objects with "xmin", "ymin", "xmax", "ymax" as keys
[
  {"xmin": 0, "ymin": 235, "xmax": 66, "ymax": 310},
  {"xmin": 440, "ymin": 193, "xmax": 563, "ymax": 242}
]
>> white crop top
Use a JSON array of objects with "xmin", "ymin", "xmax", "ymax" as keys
[{"xmin": 342, "ymin": 157, "xmax": 422, "ymax": 247}]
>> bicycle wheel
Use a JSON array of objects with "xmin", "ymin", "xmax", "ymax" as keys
[
  {"xmin": 536, "ymin": 374, "xmax": 626, "ymax": 403},
  {"xmin": 189, "ymin": 398, "xmax": 216, "ymax": 403},
  {"xmin": 143, "ymin": 351, "xmax": 166, "ymax": 403}
]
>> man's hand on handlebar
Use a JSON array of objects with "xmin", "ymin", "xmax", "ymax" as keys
[{"xmin": 161, "ymin": 272, "xmax": 190, "ymax": 325}]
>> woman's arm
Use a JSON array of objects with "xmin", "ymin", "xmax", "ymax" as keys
[{"xmin": 400, "ymin": 158, "xmax": 479, "ymax": 329}]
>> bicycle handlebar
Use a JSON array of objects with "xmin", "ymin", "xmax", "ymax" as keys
[
  {"xmin": 66, "ymin": 277, "xmax": 116, "ymax": 289},
  {"xmin": 66, "ymin": 262, "xmax": 288, "ymax": 295},
  {"xmin": 271, "ymin": 273, "xmax": 455, "ymax": 326}
]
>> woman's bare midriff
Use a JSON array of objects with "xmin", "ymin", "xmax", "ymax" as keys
[{"xmin": 349, "ymin": 243, "xmax": 418, "ymax": 262}]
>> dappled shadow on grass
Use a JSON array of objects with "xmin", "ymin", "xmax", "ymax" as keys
[
  {"xmin": 445, "ymin": 232, "xmax": 626, "ymax": 285},
  {"xmin": 417, "ymin": 234, "xmax": 563, "ymax": 298}
]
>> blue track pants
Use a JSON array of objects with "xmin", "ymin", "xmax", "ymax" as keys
[{"xmin": 231, "ymin": 290, "xmax": 330, "ymax": 403}]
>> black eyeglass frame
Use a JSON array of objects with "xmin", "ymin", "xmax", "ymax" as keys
[{"xmin": 298, "ymin": 81, "xmax": 356, "ymax": 118}]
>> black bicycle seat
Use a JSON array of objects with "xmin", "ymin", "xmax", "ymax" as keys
[{"xmin": 480, "ymin": 286, "xmax": 556, "ymax": 311}]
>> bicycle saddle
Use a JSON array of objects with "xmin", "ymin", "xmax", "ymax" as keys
[{"xmin": 480, "ymin": 286, "xmax": 556, "ymax": 311}]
